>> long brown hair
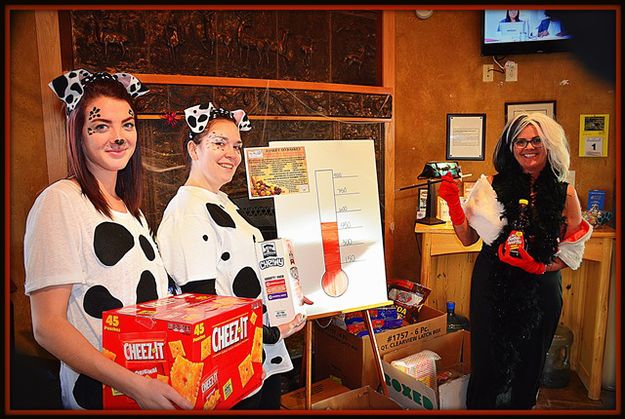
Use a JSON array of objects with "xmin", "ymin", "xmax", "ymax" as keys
[{"xmin": 66, "ymin": 79, "xmax": 143, "ymax": 221}]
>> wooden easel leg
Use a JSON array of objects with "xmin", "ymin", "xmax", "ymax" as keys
[
  {"xmin": 300, "ymin": 329, "xmax": 307, "ymax": 389},
  {"xmin": 362, "ymin": 310, "xmax": 389, "ymax": 396},
  {"xmin": 305, "ymin": 319, "xmax": 313, "ymax": 409}
]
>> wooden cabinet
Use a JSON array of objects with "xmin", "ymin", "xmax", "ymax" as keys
[{"xmin": 415, "ymin": 222, "xmax": 615, "ymax": 400}]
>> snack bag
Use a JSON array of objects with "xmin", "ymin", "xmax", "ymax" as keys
[{"xmin": 391, "ymin": 349, "xmax": 441, "ymax": 390}]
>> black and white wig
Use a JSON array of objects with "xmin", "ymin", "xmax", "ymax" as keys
[{"xmin": 493, "ymin": 112, "xmax": 570, "ymax": 182}]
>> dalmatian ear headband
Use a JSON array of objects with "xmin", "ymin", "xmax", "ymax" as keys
[
  {"xmin": 183, "ymin": 102, "xmax": 252, "ymax": 138},
  {"xmin": 48, "ymin": 68, "xmax": 149, "ymax": 114}
]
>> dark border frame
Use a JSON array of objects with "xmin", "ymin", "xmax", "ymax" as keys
[{"xmin": 446, "ymin": 113, "xmax": 486, "ymax": 161}]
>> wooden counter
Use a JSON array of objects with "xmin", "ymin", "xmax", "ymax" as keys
[{"xmin": 414, "ymin": 222, "xmax": 615, "ymax": 400}]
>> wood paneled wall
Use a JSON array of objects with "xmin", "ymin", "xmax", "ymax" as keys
[
  {"xmin": 392, "ymin": 10, "xmax": 617, "ymax": 280},
  {"xmin": 10, "ymin": 11, "xmax": 58, "ymax": 357}
]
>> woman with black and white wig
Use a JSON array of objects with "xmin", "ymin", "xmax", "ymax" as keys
[{"xmin": 438, "ymin": 112, "xmax": 592, "ymax": 409}]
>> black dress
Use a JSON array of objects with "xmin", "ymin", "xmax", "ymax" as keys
[{"xmin": 466, "ymin": 170, "xmax": 568, "ymax": 409}]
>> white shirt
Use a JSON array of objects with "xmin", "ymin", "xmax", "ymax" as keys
[
  {"xmin": 24, "ymin": 179, "xmax": 169, "ymax": 409},
  {"xmin": 157, "ymin": 186, "xmax": 293, "ymax": 384}
]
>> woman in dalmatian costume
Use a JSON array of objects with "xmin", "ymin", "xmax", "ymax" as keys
[
  {"xmin": 24, "ymin": 69, "xmax": 192, "ymax": 410},
  {"xmin": 157, "ymin": 102, "xmax": 312, "ymax": 410},
  {"xmin": 438, "ymin": 113, "xmax": 592, "ymax": 409}
]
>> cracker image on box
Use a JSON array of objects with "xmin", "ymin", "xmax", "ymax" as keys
[
  {"xmin": 200, "ymin": 336, "xmax": 211, "ymax": 361},
  {"xmin": 255, "ymin": 238, "xmax": 307, "ymax": 327},
  {"xmin": 238, "ymin": 354, "xmax": 254, "ymax": 388},
  {"xmin": 170, "ymin": 355, "xmax": 204, "ymax": 407},
  {"xmin": 169, "ymin": 339, "xmax": 186, "ymax": 359},
  {"xmin": 101, "ymin": 347, "xmax": 116, "ymax": 361},
  {"xmin": 251, "ymin": 327, "xmax": 263, "ymax": 363}
]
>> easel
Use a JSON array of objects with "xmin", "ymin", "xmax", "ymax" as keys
[{"xmin": 300, "ymin": 303, "xmax": 392, "ymax": 410}]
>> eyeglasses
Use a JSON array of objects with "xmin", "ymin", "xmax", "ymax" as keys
[{"xmin": 513, "ymin": 137, "xmax": 543, "ymax": 149}]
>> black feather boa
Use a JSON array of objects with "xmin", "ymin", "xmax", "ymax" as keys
[{"xmin": 485, "ymin": 166, "xmax": 567, "ymax": 399}]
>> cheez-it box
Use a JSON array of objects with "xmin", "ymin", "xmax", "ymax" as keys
[{"xmin": 102, "ymin": 293, "xmax": 263, "ymax": 410}]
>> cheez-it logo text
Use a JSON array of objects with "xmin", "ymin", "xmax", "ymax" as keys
[
  {"xmin": 123, "ymin": 341, "xmax": 165, "ymax": 361},
  {"xmin": 212, "ymin": 315, "xmax": 249, "ymax": 353}
]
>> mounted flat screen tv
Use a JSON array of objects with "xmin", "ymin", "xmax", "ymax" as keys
[{"xmin": 481, "ymin": 10, "xmax": 573, "ymax": 56}]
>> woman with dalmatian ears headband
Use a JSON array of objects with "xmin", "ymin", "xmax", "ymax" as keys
[
  {"xmin": 24, "ymin": 69, "xmax": 193, "ymax": 410},
  {"xmin": 157, "ymin": 102, "xmax": 313, "ymax": 410}
]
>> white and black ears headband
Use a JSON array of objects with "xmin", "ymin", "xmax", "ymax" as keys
[
  {"xmin": 48, "ymin": 68, "xmax": 149, "ymax": 114},
  {"xmin": 183, "ymin": 102, "xmax": 252, "ymax": 138}
]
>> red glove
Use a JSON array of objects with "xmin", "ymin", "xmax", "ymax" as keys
[
  {"xmin": 438, "ymin": 172, "xmax": 465, "ymax": 225},
  {"xmin": 497, "ymin": 244, "xmax": 546, "ymax": 275}
]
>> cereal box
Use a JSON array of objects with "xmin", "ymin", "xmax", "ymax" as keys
[
  {"xmin": 255, "ymin": 238, "xmax": 307, "ymax": 327},
  {"xmin": 102, "ymin": 293, "xmax": 263, "ymax": 410}
]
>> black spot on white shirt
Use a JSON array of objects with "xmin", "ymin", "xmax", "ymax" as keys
[
  {"xmin": 138, "ymin": 235, "xmax": 155, "ymax": 261},
  {"xmin": 270, "ymin": 356, "xmax": 283, "ymax": 364},
  {"xmin": 73, "ymin": 373, "xmax": 102, "ymax": 409},
  {"xmin": 137, "ymin": 270, "xmax": 159, "ymax": 303},
  {"xmin": 94, "ymin": 222, "xmax": 134, "ymax": 266},
  {"xmin": 221, "ymin": 252, "xmax": 230, "ymax": 261},
  {"xmin": 232, "ymin": 267, "xmax": 261, "ymax": 298},
  {"xmin": 83, "ymin": 285, "xmax": 123, "ymax": 319},
  {"xmin": 205, "ymin": 203, "xmax": 236, "ymax": 228}
]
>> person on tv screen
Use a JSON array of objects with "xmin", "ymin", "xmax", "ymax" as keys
[
  {"xmin": 537, "ymin": 16, "xmax": 551, "ymax": 37},
  {"xmin": 497, "ymin": 10, "xmax": 522, "ymax": 30},
  {"xmin": 537, "ymin": 12, "xmax": 568, "ymax": 38},
  {"xmin": 497, "ymin": 10, "xmax": 529, "ymax": 41}
]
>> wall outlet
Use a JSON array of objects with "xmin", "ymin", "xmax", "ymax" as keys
[
  {"xmin": 505, "ymin": 61, "xmax": 518, "ymax": 82},
  {"xmin": 482, "ymin": 64, "xmax": 494, "ymax": 82}
]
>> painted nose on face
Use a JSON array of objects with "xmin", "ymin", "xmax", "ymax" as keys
[{"xmin": 111, "ymin": 127, "xmax": 126, "ymax": 145}]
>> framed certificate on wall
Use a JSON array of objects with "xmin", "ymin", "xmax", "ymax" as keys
[{"xmin": 446, "ymin": 114, "xmax": 486, "ymax": 161}]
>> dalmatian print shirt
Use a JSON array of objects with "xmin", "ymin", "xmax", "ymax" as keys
[
  {"xmin": 24, "ymin": 179, "xmax": 169, "ymax": 409},
  {"xmin": 156, "ymin": 186, "xmax": 293, "ymax": 385}
]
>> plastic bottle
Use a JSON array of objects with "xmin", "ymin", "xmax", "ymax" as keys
[
  {"xmin": 446, "ymin": 301, "xmax": 469, "ymax": 333},
  {"xmin": 506, "ymin": 198, "xmax": 530, "ymax": 257}
]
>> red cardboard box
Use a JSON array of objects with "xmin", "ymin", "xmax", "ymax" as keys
[{"xmin": 102, "ymin": 293, "xmax": 263, "ymax": 410}]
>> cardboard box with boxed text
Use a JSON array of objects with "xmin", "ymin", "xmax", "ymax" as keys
[
  {"xmin": 382, "ymin": 330, "xmax": 471, "ymax": 410},
  {"xmin": 315, "ymin": 305, "xmax": 447, "ymax": 390}
]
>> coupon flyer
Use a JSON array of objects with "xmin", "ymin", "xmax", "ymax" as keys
[{"xmin": 243, "ymin": 146, "xmax": 310, "ymax": 199}]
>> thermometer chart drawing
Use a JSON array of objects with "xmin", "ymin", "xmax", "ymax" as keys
[
  {"xmin": 315, "ymin": 169, "xmax": 349, "ymax": 297},
  {"xmin": 272, "ymin": 139, "xmax": 389, "ymax": 318}
]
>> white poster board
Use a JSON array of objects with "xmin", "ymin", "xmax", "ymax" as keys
[{"xmin": 270, "ymin": 140, "xmax": 389, "ymax": 317}]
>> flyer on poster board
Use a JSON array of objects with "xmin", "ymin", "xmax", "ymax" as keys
[
  {"xmin": 243, "ymin": 146, "xmax": 310, "ymax": 199},
  {"xmin": 579, "ymin": 114, "xmax": 609, "ymax": 157},
  {"xmin": 270, "ymin": 139, "xmax": 389, "ymax": 318}
]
